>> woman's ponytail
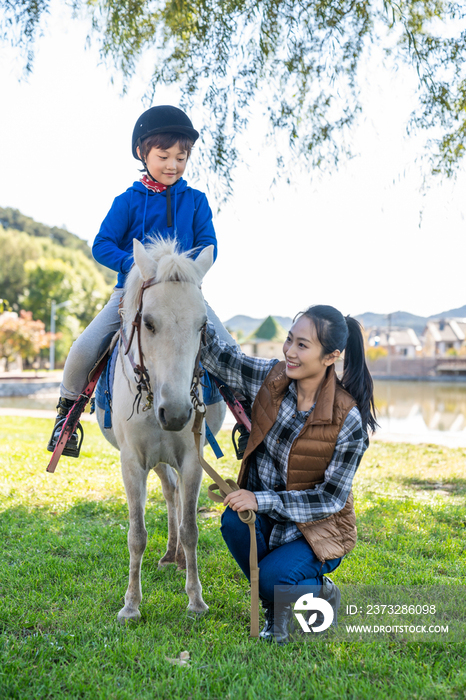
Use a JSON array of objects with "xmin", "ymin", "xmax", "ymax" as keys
[
  {"xmin": 300, "ymin": 305, "xmax": 378, "ymax": 433},
  {"xmin": 342, "ymin": 316, "xmax": 378, "ymax": 433}
]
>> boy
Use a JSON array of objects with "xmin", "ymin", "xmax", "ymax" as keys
[{"xmin": 47, "ymin": 105, "xmax": 230, "ymax": 457}]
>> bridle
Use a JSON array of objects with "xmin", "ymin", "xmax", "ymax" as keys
[{"xmin": 119, "ymin": 276, "xmax": 206, "ymax": 416}]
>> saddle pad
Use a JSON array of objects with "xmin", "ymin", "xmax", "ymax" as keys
[
  {"xmin": 202, "ymin": 365, "xmax": 223, "ymax": 405},
  {"xmin": 95, "ymin": 343, "xmax": 118, "ymax": 428}
]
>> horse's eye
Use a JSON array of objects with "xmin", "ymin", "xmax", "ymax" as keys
[{"xmin": 144, "ymin": 322, "xmax": 155, "ymax": 333}]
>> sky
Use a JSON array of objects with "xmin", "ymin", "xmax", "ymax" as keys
[{"xmin": 1, "ymin": 1, "xmax": 465, "ymax": 324}]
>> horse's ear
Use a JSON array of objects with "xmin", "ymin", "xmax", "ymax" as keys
[
  {"xmin": 194, "ymin": 245, "xmax": 214, "ymax": 281},
  {"xmin": 133, "ymin": 239, "xmax": 157, "ymax": 281}
]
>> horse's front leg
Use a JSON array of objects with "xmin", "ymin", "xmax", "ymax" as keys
[
  {"xmin": 118, "ymin": 452, "xmax": 149, "ymax": 623},
  {"xmin": 178, "ymin": 456, "xmax": 208, "ymax": 613},
  {"xmin": 154, "ymin": 463, "xmax": 186, "ymax": 570}
]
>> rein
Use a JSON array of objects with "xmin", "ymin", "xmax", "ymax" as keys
[{"xmin": 120, "ymin": 276, "xmax": 260, "ymax": 638}]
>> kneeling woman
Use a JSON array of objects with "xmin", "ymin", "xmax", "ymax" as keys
[{"xmin": 201, "ymin": 305, "xmax": 377, "ymax": 643}]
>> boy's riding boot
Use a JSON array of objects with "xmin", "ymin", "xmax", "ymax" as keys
[
  {"xmin": 46, "ymin": 397, "xmax": 82, "ymax": 458},
  {"xmin": 259, "ymin": 603, "xmax": 275, "ymax": 642}
]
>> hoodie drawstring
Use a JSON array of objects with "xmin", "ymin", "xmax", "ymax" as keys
[
  {"xmin": 142, "ymin": 188, "xmax": 149, "ymax": 242},
  {"xmin": 166, "ymin": 186, "xmax": 172, "ymax": 228},
  {"xmin": 173, "ymin": 188, "xmax": 177, "ymax": 233}
]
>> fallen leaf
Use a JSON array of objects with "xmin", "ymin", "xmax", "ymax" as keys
[{"xmin": 165, "ymin": 650, "xmax": 191, "ymax": 666}]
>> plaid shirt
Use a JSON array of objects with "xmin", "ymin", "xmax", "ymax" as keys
[{"xmin": 202, "ymin": 324, "xmax": 369, "ymax": 550}]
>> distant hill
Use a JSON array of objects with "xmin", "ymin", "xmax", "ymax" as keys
[
  {"xmin": 227, "ymin": 307, "xmax": 466, "ymax": 338},
  {"xmin": 355, "ymin": 307, "xmax": 466, "ymax": 335},
  {"xmin": 429, "ymin": 304, "xmax": 466, "ymax": 320},
  {"xmin": 354, "ymin": 311, "xmax": 429, "ymax": 335},
  {"xmin": 0, "ymin": 207, "xmax": 115, "ymax": 285}
]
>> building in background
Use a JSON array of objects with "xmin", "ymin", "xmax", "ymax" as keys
[
  {"xmin": 367, "ymin": 327, "xmax": 422, "ymax": 358},
  {"xmin": 240, "ymin": 316, "xmax": 288, "ymax": 358},
  {"xmin": 423, "ymin": 319, "xmax": 466, "ymax": 357}
]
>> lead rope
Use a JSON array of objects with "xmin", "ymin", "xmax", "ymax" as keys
[{"xmin": 191, "ymin": 408, "xmax": 260, "ymax": 638}]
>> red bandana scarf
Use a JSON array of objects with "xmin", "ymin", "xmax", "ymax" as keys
[{"xmin": 140, "ymin": 174, "xmax": 167, "ymax": 193}]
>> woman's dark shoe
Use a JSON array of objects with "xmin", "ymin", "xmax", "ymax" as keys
[
  {"xmin": 46, "ymin": 397, "xmax": 83, "ymax": 458},
  {"xmin": 321, "ymin": 576, "xmax": 341, "ymax": 627},
  {"xmin": 259, "ymin": 603, "xmax": 275, "ymax": 641},
  {"xmin": 260, "ymin": 603, "xmax": 295, "ymax": 645},
  {"xmin": 272, "ymin": 604, "xmax": 294, "ymax": 645},
  {"xmin": 309, "ymin": 576, "xmax": 342, "ymax": 632}
]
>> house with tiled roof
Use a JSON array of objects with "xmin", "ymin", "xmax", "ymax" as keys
[
  {"xmin": 240, "ymin": 316, "xmax": 289, "ymax": 359},
  {"xmin": 367, "ymin": 327, "xmax": 422, "ymax": 358},
  {"xmin": 423, "ymin": 319, "xmax": 466, "ymax": 357}
]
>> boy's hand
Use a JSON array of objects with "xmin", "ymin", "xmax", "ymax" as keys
[{"xmin": 224, "ymin": 489, "xmax": 258, "ymax": 512}]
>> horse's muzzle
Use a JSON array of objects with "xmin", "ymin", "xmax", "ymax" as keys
[{"xmin": 158, "ymin": 405, "xmax": 193, "ymax": 431}]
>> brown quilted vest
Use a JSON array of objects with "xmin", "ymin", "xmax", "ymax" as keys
[{"xmin": 237, "ymin": 362, "xmax": 358, "ymax": 563}]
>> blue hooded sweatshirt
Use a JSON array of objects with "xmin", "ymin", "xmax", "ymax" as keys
[{"xmin": 92, "ymin": 178, "xmax": 218, "ymax": 288}]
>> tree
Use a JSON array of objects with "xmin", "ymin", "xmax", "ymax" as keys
[
  {"xmin": 22, "ymin": 255, "xmax": 112, "ymax": 330},
  {"xmin": 0, "ymin": 224, "xmax": 113, "ymax": 329},
  {"xmin": 0, "ymin": 227, "xmax": 44, "ymax": 304},
  {"xmin": 22, "ymin": 257, "xmax": 78, "ymax": 324},
  {"xmin": 0, "ymin": 310, "xmax": 51, "ymax": 370},
  {"xmin": 2, "ymin": 1, "xmax": 466, "ymax": 195},
  {"xmin": 366, "ymin": 346, "xmax": 388, "ymax": 362},
  {"xmin": 0, "ymin": 208, "xmax": 116, "ymax": 285}
]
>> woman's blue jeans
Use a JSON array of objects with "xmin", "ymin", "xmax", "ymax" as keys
[{"xmin": 221, "ymin": 506, "xmax": 342, "ymax": 604}]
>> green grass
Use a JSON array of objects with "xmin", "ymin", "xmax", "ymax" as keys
[{"xmin": 0, "ymin": 417, "xmax": 465, "ymax": 699}]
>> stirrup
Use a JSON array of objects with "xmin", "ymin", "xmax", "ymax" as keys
[
  {"xmin": 47, "ymin": 414, "xmax": 84, "ymax": 459},
  {"xmin": 232, "ymin": 422, "xmax": 250, "ymax": 460}
]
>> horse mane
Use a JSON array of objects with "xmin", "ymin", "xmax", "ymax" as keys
[{"xmin": 123, "ymin": 237, "xmax": 202, "ymax": 321}]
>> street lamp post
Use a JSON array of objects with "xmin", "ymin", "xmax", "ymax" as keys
[
  {"xmin": 387, "ymin": 312, "xmax": 392, "ymax": 377},
  {"xmin": 49, "ymin": 300, "xmax": 71, "ymax": 371}
]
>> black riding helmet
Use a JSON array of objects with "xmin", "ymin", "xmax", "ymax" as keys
[{"xmin": 132, "ymin": 105, "xmax": 199, "ymax": 160}]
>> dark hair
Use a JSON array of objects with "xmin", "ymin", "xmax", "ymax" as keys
[
  {"xmin": 299, "ymin": 305, "xmax": 378, "ymax": 433},
  {"xmin": 138, "ymin": 133, "xmax": 194, "ymax": 161}
]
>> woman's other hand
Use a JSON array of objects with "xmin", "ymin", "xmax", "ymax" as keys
[{"xmin": 224, "ymin": 489, "xmax": 258, "ymax": 512}]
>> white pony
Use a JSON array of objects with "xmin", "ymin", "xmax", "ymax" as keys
[{"xmin": 96, "ymin": 238, "xmax": 226, "ymax": 622}]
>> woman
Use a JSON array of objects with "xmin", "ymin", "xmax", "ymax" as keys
[{"xmin": 201, "ymin": 305, "xmax": 377, "ymax": 644}]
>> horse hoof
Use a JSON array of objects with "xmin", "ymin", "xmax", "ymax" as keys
[
  {"xmin": 117, "ymin": 607, "xmax": 141, "ymax": 624},
  {"xmin": 158, "ymin": 559, "xmax": 176, "ymax": 569},
  {"xmin": 187, "ymin": 602, "xmax": 209, "ymax": 615},
  {"xmin": 158, "ymin": 551, "xmax": 177, "ymax": 567}
]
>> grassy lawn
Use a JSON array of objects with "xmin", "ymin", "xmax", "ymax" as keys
[{"xmin": 0, "ymin": 417, "xmax": 465, "ymax": 699}]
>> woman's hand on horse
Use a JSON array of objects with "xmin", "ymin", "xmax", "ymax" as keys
[{"xmin": 224, "ymin": 489, "xmax": 258, "ymax": 512}]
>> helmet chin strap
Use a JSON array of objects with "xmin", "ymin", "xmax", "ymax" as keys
[
  {"xmin": 142, "ymin": 159, "xmax": 173, "ymax": 228},
  {"xmin": 142, "ymin": 160, "xmax": 158, "ymax": 184}
]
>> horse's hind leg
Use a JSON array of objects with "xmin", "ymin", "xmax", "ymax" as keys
[
  {"xmin": 178, "ymin": 458, "xmax": 208, "ymax": 613},
  {"xmin": 154, "ymin": 463, "xmax": 186, "ymax": 570},
  {"xmin": 118, "ymin": 453, "xmax": 149, "ymax": 623}
]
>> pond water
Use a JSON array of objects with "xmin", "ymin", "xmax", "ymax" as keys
[
  {"xmin": 373, "ymin": 380, "xmax": 466, "ymax": 446},
  {"xmin": 1, "ymin": 380, "xmax": 466, "ymax": 446}
]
